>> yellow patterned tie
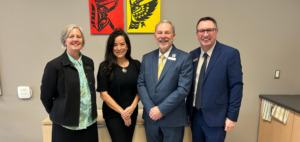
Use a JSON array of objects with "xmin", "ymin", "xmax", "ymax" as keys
[{"xmin": 158, "ymin": 55, "xmax": 165, "ymax": 80}]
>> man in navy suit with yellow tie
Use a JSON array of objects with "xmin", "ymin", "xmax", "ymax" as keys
[
  {"xmin": 187, "ymin": 17, "xmax": 243, "ymax": 142},
  {"xmin": 137, "ymin": 20, "xmax": 193, "ymax": 142}
]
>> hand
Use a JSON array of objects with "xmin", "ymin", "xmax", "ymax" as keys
[
  {"xmin": 123, "ymin": 117, "xmax": 132, "ymax": 126},
  {"xmin": 121, "ymin": 106, "xmax": 134, "ymax": 119},
  {"xmin": 149, "ymin": 106, "xmax": 163, "ymax": 121},
  {"xmin": 224, "ymin": 118, "xmax": 235, "ymax": 131}
]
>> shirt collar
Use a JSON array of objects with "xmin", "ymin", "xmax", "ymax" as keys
[
  {"xmin": 67, "ymin": 52, "xmax": 83, "ymax": 66},
  {"xmin": 159, "ymin": 46, "xmax": 173, "ymax": 58},
  {"xmin": 200, "ymin": 41, "xmax": 216, "ymax": 57}
]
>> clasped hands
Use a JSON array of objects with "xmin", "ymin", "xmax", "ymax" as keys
[
  {"xmin": 149, "ymin": 106, "xmax": 163, "ymax": 121},
  {"xmin": 121, "ymin": 106, "xmax": 134, "ymax": 126}
]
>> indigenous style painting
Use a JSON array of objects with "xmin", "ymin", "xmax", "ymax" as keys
[
  {"xmin": 89, "ymin": 0, "xmax": 124, "ymax": 34},
  {"xmin": 127, "ymin": 0, "xmax": 161, "ymax": 33}
]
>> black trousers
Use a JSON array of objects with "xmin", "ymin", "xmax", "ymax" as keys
[
  {"xmin": 105, "ymin": 117, "xmax": 137, "ymax": 142},
  {"xmin": 52, "ymin": 122, "xmax": 98, "ymax": 142}
]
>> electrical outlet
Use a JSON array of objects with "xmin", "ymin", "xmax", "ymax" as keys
[{"xmin": 274, "ymin": 70, "xmax": 280, "ymax": 79}]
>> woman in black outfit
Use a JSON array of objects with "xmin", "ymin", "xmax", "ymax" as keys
[{"xmin": 97, "ymin": 30, "xmax": 140, "ymax": 142}]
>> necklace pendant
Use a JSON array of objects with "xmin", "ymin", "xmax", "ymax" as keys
[{"xmin": 122, "ymin": 68, "xmax": 127, "ymax": 73}]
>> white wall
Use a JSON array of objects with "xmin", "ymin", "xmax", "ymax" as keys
[{"xmin": 1, "ymin": 0, "xmax": 300, "ymax": 141}]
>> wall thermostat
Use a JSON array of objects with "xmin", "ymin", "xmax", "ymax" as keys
[{"xmin": 17, "ymin": 86, "xmax": 32, "ymax": 99}]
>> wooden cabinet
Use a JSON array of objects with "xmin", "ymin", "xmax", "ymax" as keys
[
  {"xmin": 291, "ymin": 113, "xmax": 300, "ymax": 142},
  {"xmin": 258, "ymin": 99, "xmax": 300, "ymax": 142},
  {"xmin": 42, "ymin": 109, "xmax": 192, "ymax": 142}
]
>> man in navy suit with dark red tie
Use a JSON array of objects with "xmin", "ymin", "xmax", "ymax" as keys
[{"xmin": 187, "ymin": 17, "xmax": 243, "ymax": 142}]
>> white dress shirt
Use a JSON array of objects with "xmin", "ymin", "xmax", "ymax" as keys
[
  {"xmin": 193, "ymin": 43, "xmax": 216, "ymax": 106},
  {"xmin": 158, "ymin": 46, "xmax": 172, "ymax": 66}
]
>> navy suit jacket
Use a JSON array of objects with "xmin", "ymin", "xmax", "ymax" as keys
[
  {"xmin": 137, "ymin": 45, "xmax": 193, "ymax": 127},
  {"xmin": 187, "ymin": 41, "xmax": 243, "ymax": 127}
]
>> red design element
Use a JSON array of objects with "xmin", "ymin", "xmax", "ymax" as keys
[{"xmin": 89, "ymin": 0, "xmax": 124, "ymax": 34}]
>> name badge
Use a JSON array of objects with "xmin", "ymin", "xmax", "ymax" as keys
[
  {"xmin": 193, "ymin": 58, "xmax": 199, "ymax": 62},
  {"xmin": 168, "ymin": 57, "xmax": 176, "ymax": 61}
]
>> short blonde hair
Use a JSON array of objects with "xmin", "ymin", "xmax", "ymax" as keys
[{"xmin": 60, "ymin": 24, "xmax": 85, "ymax": 48}]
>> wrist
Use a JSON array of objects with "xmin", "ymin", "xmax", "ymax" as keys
[
  {"xmin": 118, "ymin": 108, "xmax": 124, "ymax": 114},
  {"xmin": 130, "ymin": 104, "xmax": 136, "ymax": 110}
]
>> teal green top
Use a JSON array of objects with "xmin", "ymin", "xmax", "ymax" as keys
[{"xmin": 63, "ymin": 53, "xmax": 96, "ymax": 130}]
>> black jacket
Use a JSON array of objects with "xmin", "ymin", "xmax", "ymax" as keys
[{"xmin": 41, "ymin": 51, "xmax": 97, "ymax": 126}]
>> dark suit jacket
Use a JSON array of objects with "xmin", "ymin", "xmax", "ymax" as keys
[
  {"xmin": 41, "ymin": 51, "xmax": 97, "ymax": 126},
  {"xmin": 137, "ymin": 45, "xmax": 193, "ymax": 127},
  {"xmin": 187, "ymin": 41, "xmax": 243, "ymax": 127}
]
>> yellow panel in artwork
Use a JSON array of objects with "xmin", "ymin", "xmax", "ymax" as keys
[{"xmin": 127, "ymin": 0, "xmax": 161, "ymax": 33}]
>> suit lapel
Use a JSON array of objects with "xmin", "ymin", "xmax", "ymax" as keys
[
  {"xmin": 152, "ymin": 49, "xmax": 159, "ymax": 84},
  {"xmin": 192, "ymin": 48, "xmax": 201, "ymax": 79},
  {"xmin": 203, "ymin": 41, "xmax": 222, "ymax": 82}
]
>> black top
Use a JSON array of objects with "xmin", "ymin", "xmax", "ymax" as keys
[
  {"xmin": 259, "ymin": 94, "xmax": 300, "ymax": 114},
  {"xmin": 97, "ymin": 59, "xmax": 140, "ymax": 120}
]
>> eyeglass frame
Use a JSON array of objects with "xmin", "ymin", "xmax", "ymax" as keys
[{"xmin": 197, "ymin": 28, "xmax": 217, "ymax": 35}]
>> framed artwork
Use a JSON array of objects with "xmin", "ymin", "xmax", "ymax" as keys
[
  {"xmin": 127, "ymin": 0, "xmax": 161, "ymax": 33},
  {"xmin": 89, "ymin": 0, "xmax": 124, "ymax": 34}
]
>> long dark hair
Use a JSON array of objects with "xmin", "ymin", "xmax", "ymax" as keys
[{"xmin": 101, "ymin": 30, "xmax": 132, "ymax": 79}]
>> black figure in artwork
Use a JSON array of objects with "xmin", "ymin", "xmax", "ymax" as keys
[
  {"xmin": 129, "ymin": 0, "xmax": 158, "ymax": 29},
  {"xmin": 91, "ymin": 0, "xmax": 119, "ymax": 32}
]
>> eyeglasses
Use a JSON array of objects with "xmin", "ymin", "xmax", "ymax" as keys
[{"xmin": 197, "ymin": 28, "xmax": 216, "ymax": 35}]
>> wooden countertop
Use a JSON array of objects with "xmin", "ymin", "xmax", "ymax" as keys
[{"xmin": 259, "ymin": 94, "xmax": 300, "ymax": 114}]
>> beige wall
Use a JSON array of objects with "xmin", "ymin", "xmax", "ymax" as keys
[{"xmin": 1, "ymin": 0, "xmax": 300, "ymax": 141}]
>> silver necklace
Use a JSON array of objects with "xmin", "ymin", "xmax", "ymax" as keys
[{"xmin": 122, "ymin": 68, "xmax": 127, "ymax": 73}]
